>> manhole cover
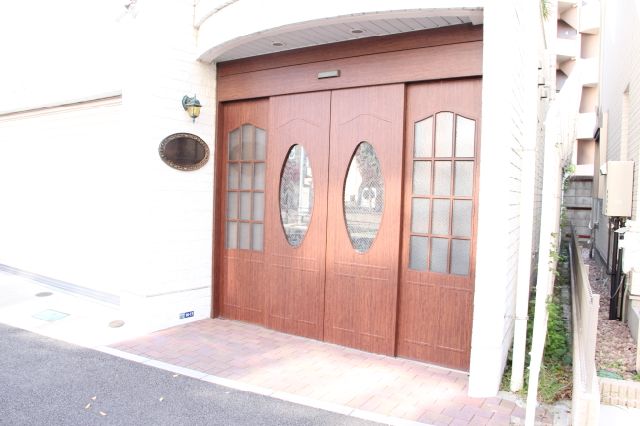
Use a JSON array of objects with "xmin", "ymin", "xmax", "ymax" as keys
[
  {"xmin": 108, "ymin": 320, "xmax": 125, "ymax": 328},
  {"xmin": 35, "ymin": 292, "xmax": 53, "ymax": 297},
  {"xmin": 32, "ymin": 309, "xmax": 69, "ymax": 322}
]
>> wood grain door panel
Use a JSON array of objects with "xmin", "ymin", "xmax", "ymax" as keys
[
  {"xmin": 219, "ymin": 99, "xmax": 269, "ymax": 325},
  {"xmin": 265, "ymin": 92, "xmax": 331, "ymax": 339},
  {"xmin": 397, "ymin": 79, "xmax": 482, "ymax": 370},
  {"xmin": 324, "ymin": 85, "xmax": 405, "ymax": 355}
]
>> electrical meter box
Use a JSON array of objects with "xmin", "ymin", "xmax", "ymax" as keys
[{"xmin": 604, "ymin": 161, "xmax": 634, "ymax": 217}]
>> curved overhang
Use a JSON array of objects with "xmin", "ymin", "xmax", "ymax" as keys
[{"xmin": 196, "ymin": 0, "xmax": 483, "ymax": 63}]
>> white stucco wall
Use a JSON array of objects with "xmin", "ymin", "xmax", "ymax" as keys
[
  {"xmin": 0, "ymin": 2, "xmax": 126, "ymax": 301},
  {"xmin": 0, "ymin": 0, "xmax": 216, "ymax": 330},
  {"xmin": 0, "ymin": 0, "xmax": 123, "ymax": 112},
  {"xmin": 0, "ymin": 97, "xmax": 124, "ymax": 298}
]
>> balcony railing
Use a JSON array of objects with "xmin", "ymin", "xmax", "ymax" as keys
[
  {"xmin": 581, "ymin": 58, "xmax": 599, "ymax": 86},
  {"xmin": 580, "ymin": 1, "xmax": 601, "ymax": 34},
  {"xmin": 577, "ymin": 112, "xmax": 597, "ymax": 139},
  {"xmin": 557, "ymin": 37, "xmax": 579, "ymax": 61}
]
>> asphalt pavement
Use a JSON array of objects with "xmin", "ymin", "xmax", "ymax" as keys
[{"xmin": 0, "ymin": 323, "xmax": 377, "ymax": 426}]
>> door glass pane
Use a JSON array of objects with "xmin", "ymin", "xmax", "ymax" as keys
[
  {"xmin": 255, "ymin": 128, "xmax": 267, "ymax": 160},
  {"xmin": 432, "ymin": 199, "xmax": 450, "ymax": 235},
  {"xmin": 239, "ymin": 192, "xmax": 251, "ymax": 220},
  {"xmin": 414, "ymin": 117, "xmax": 433, "ymax": 157},
  {"xmin": 455, "ymin": 116, "xmax": 475, "ymax": 157},
  {"xmin": 238, "ymin": 222, "xmax": 251, "ymax": 249},
  {"xmin": 409, "ymin": 236, "xmax": 428, "ymax": 271},
  {"xmin": 452, "ymin": 200, "xmax": 472, "ymax": 237},
  {"xmin": 454, "ymin": 161, "xmax": 474, "ymax": 197},
  {"xmin": 435, "ymin": 112, "xmax": 453, "ymax": 157},
  {"xmin": 241, "ymin": 124, "xmax": 254, "ymax": 160},
  {"xmin": 411, "ymin": 198, "xmax": 430, "ymax": 234},
  {"xmin": 252, "ymin": 224, "xmax": 264, "ymax": 251},
  {"xmin": 430, "ymin": 238, "xmax": 449, "ymax": 273},
  {"xmin": 226, "ymin": 221, "xmax": 237, "ymax": 249},
  {"xmin": 280, "ymin": 145, "xmax": 314, "ymax": 247},
  {"xmin": 252, "ymin": 192, "xmax": 264, "ymax": 221},
  {"xmin": 344, "ymin": 142, "xmax": 384, "ymax": 253},
  {"xmin": 254, "ymin": 163, "xmax": 265, "ymax": 190},
  {"xmin": 433, "ymin": 161, "xmax": 451, "ymax": 196},
  {"xmin": 227, "ymin": 192, "xmax": 238, "ymax": 219},
  {"xmin": 225, "ymin": 123, "xmax": 266, "ymax": 252},
  {"xmin": 240, "ymin": 163, "xmax": 252, "ymax": 190},
  {"xmin": 412, "ymin": 161, "xmax": 431, "ymax": 196},
  {"xmin": 227, "ymin": 163, "xmax": 239, "ymax": 189},
  {"xmin": 228, "ymin": 129, "xmax": 240, "ymax": 160},
  {"xmin": 451, "ymin": 239, "xmax": 470, "ymax": 275}
]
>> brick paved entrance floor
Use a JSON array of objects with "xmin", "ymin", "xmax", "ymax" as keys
[{"xmin": 111, "ymin": 319, "xmax": 549, "ymax": 425}]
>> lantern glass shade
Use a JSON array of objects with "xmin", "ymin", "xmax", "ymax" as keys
[
  {"xmin": 187, "ymin": 104, "xmax": 201, "ymax": 119},
  {"xmin": 182, "ymin": 95, "xmax": 202, "ymax": 122}
]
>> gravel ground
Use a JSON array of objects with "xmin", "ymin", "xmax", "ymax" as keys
[{"xmin": 582, "ymin": 248, "xmax": 638, "ymax": 380}]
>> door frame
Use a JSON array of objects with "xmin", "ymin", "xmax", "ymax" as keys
[{"xmin": 211, "ymin": 24, "xmax": 483, "ymax": 327}]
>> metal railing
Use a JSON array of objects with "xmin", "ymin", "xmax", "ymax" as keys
[{"xmin": 569, "ymin": 227, "xmax": 600, "ymax": 425}]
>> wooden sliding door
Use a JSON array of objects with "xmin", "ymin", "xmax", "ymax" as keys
[
  {"xmin": 323, "ymin": 85, "xmax": 405, "ymax": 355},
  {"xmin": 397, "ymin": 79, "xmax": 481, "ymax": 370},
  {"xmin": 264, "ymin": 92, "xmax": 331, "ymax": 339},
  {"xmin": 218, "ymin": 99, "xmax": 269, "ymax": 324},
  {"xmin": 216, "ymin": 80, "xmax": 481, "ymax": 370}
]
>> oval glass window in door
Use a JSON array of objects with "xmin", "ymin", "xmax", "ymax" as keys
[
  {"xmin": 343, "ymin": 142, "xmax": 384, "ymax": 253},
  {"xmin": 280, "ymin": 145, "xmax": 314, "ymax": 247}
]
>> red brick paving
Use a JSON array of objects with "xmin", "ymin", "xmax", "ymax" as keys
[{"xmin": 111, "ymin": 318, "xmax": 549, "ymax": 425}]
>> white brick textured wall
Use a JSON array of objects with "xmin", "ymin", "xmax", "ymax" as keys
[
  {"xmin": 532, "ymin": 117, "xmax": 547, "ymax": 261},
  {"xmin": 117, "ymin": 0, "xmax": 216, "ymax": 301},
  {"xmin": 469, "ymin": 0, "xmax": 542, "ymax": 396}
]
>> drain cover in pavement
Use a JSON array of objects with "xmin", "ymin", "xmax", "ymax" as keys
[{"xmin": 32, "ymin": 309, "xmax": 69, "ymax": 322}]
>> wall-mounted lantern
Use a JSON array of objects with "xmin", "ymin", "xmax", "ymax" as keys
[{"xmin": 182, "ymin": 95, "xmax": 201, "ymax": 122}]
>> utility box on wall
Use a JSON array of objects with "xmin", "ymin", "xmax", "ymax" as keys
[{"xmin": 604, "ymin": 161, "xmax": 634, "ymax": 217}]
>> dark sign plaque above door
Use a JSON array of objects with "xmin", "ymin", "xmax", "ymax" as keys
[{"xmin": 159, "ymin": 133, "xmax": 210, "ymax": 171}]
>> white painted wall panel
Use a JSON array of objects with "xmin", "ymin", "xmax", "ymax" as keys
[{"xmin": 0, "ymin": 100, "xmax": 125, "ymax": 296}]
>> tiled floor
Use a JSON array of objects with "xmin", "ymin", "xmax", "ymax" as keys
[{"xmin": 111, "ymin": 319, "xmax": 550, "ymax": 425}]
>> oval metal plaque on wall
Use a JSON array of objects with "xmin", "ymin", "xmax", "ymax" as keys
[{"xmin": 159, "ymin": 133, "xmax": 210, "ymax": 171}]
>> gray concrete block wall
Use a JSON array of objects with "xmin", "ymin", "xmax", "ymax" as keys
[{"xmin": 564, "ymin": 177, "xmax": 593, "ymax": 240}]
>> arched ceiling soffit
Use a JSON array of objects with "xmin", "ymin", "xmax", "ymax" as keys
[{"xmin": 196, "ymin": 1, "xmax": 483, "ymax": 63}]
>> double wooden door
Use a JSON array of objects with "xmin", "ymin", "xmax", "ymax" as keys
[{"xmin": 218, "ymin": 80, "xmax": 480, "ymax": 370}]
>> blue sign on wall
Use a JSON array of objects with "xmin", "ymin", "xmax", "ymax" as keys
[{"xmin": 179, "ymin": 311, "xmax": 194, "ymax": 319}]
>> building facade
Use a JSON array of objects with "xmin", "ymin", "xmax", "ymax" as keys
[
  {"xmin": 0, "ymin": 0, "xmax": 555, "ymax": 396},
  {"xmin": 593, "ymin": 0, "xmax": 640, "ymax": 368}
]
